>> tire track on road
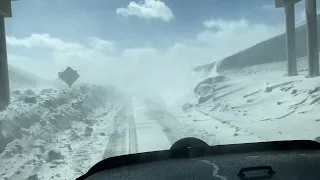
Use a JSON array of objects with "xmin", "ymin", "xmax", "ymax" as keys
[
  {"xmin": 128, "ymin": 114, "xmax": 138, "ymax": 154},
  {"xmin": 143, "ymin": 100, "xmax": 186, "ymax": 145},
  {"xmin": 102, "ymin": 108, "xmax": 127, "ymax": 159},
  {"xmin": 153, "ymin": 110, "xmax": 185, "ymax": 145},
  {"xmin": 103, "ymin": 103, "xmax": 138, "ymax": 159}
]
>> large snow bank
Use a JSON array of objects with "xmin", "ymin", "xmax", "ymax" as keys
[{"xmin": 0, "ymin": 85, "xmax": 118, "ymax": 179}]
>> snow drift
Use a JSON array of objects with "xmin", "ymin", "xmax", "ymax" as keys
[{"xmin": 176, "ymin": 56, "xmax": 320, "ymax": 146}]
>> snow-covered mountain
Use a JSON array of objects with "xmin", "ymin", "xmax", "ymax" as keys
[
  {"xmin": 8, "ymin": 65, "xmax": 61, "ymax": 89},
  {"xmin": 217, "ymin": 14, "xmax": 320, "ymax": 72}
]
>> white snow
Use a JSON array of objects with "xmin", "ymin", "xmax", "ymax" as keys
[
  {"xmin": 132, "ymin": 98, "xmax": 172, "ymax": 153},
  {"xmin": 1, "ymin": 56, "xmax": 320, "ymax": 180},
  {"xmin": 174, "ymin": 57, "xmax": 320, "ymax": 146},
  {"xmin": 0, "ymin": 84, "xmax": 119, "ymax": 180}
]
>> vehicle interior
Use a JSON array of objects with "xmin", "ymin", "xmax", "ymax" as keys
[{"xmin": 77, "ymin": 137, "xmax": 320, "ymax": 180}]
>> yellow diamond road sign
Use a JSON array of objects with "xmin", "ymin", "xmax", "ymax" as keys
[
  {"xmin": 58, "ymin": 67, "xmax": 80, "ymax": 88},
  {"xmin": 0, "ymin": 0, "xmax": 12, "ymax": 17}
]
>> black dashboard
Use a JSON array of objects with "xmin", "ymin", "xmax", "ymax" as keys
[{"xmin": 77, "ymin": 138, "xmax": 320, "ymax": 180}]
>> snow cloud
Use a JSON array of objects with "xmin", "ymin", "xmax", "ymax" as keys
[{"xmin": 116, "ymin": 0, "xmax": 173, "ymax": 22}]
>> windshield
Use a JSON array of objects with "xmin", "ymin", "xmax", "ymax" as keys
[{"xmin": 1, "ymin": 0, "xmax": 320, "ymax": 179}]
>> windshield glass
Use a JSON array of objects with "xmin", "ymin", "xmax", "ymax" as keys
[{"xmin": 1, "ymin": 0, "xmax": 320, "ymax": 179}]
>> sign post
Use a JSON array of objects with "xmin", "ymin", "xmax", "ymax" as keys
[
  {"xmin": 275, "ymin": 0, "xmax": 301, "ymax": 76},
  {"xmin": 305, "ymin": 0, "xmax": 319, "ymax": 77},
  {"xmin": 0, "ymin": 0, "xmax": 12, "ymax": 110}
]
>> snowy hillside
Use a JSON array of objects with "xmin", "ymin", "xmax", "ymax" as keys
[
  {"xmin": 217, "ymin": 14, "xmax": 320, "ymax": 71},
  {"xmin": 8, "ymin": 66, "xmax": 59, "ymax": 89},
  {"xmin": 175, "ymin": 57, "xmax": 320, "ymax": 146}
]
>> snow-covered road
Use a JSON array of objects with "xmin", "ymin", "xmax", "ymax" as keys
[
  {"xmin": 103, "ymin": 96, "xmax": 186, "ymax": 157},
  {"xmin": 131, "ymin": 97, "xmax": 184, "ymax": 153}
]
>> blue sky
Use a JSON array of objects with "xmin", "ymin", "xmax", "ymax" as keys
[
  {"xmin": 4, "ymin": 0, "xmax": 314, "ymax": 104},
  {"xmin": 6, "ymin": 0, "xmax": 289, "ymax": 48}
]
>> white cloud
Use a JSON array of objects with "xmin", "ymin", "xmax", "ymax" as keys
[
  {"xmin": 204, "ymin": 18, "xmax": 250, "ymax": 31},
  {"xmin": 6, "ymin": 34, "xmax": 83, "ymax": 51},
  {"xmin": 116, "ymin": 0, "xmax": 173, "ymax": 22},
  {"xmin": 198, "ymin": 18, "xmax": 284, "ymax": 60},
  {"xmin": 87, "ymin": 37, "xmax": 115, "ymax": 52}
]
